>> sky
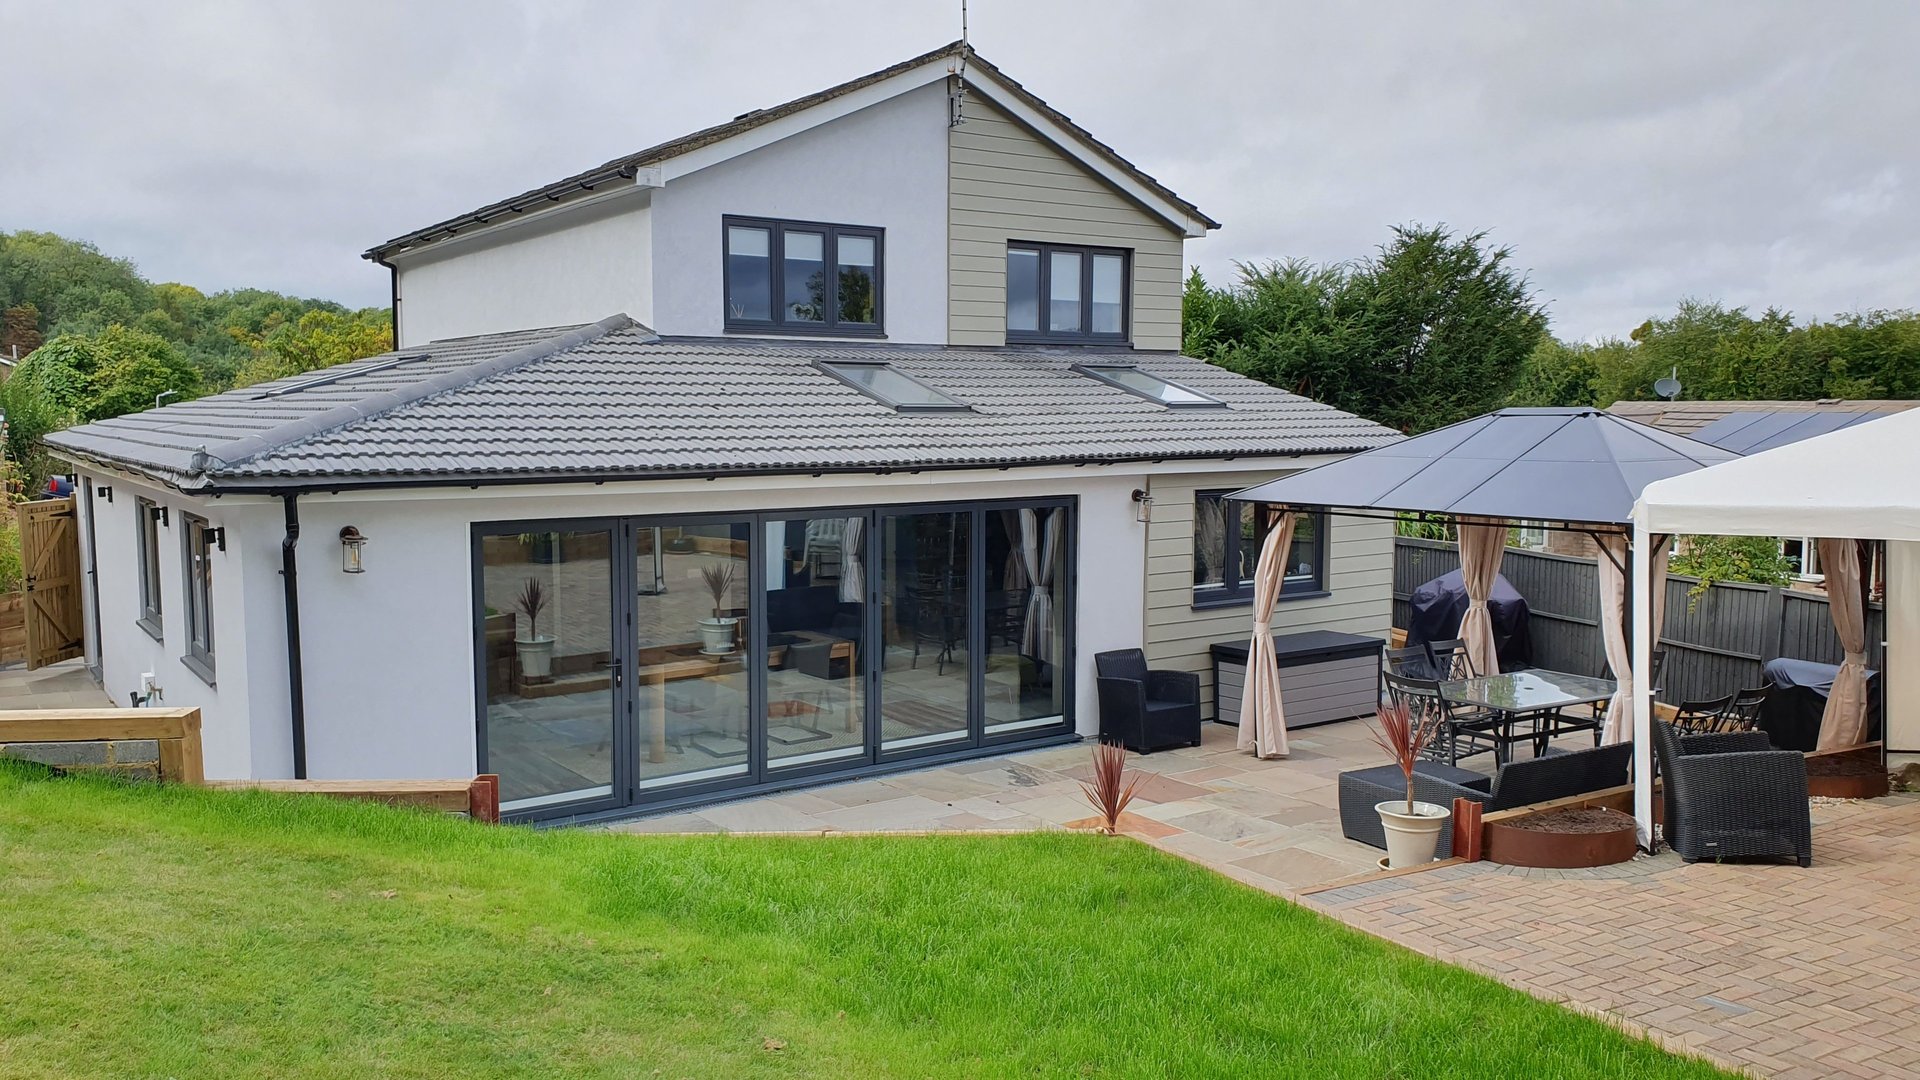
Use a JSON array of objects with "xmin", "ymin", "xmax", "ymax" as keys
[{"xmin": 4, "ymin": 0, "xmax": 1915, "ymax": 341}]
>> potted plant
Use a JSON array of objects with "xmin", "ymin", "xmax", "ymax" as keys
[
  {"xmin": 1371, "ymin": 699, "xmax": 1451, "ymax": 869},
  {"xmin": 514, "ymin": 577, "xmax": 555, "ymax": 680},
  {"xmin": 697, "ymin": 562, "xmax": 739, "ymax": 654}
]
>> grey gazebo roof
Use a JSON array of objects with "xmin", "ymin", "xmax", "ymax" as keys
[{"xmin": 1229, "ymin": 407, "xmax": 1740, "ymax": 527}]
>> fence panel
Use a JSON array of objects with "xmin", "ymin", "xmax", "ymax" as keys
[{"xmin": 1391, "ymin": 538, "xmax": 1875, "ymax": 706}]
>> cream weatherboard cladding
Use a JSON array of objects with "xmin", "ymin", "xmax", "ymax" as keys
[
  {"xmin": 947, "ymin": 93, "xmax": 1187, "ymax": 350},
  {"xmin": 1142, "ymin": 470, "xmax": 1395, "ymax": 719}
]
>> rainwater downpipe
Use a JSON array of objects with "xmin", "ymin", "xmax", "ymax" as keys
[{"xmin": 281, "ymin": 493, "xmax": 309, "ymax": 779}]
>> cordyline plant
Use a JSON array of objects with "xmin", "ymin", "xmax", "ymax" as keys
[
  {"xmin": 1370, "ymin": 699, "xmax": 1445, "ymax": 814},
  {"xmin": 700, "ymin": 561, "xmax": 736, "ymax": 619},
  {"xmin": 516, "ymin": 577, "xmax": 548, "ymax": 641},
  {"xmin": 1079, "ymin": 739, "xmax": 1144, "ymax": 834}
]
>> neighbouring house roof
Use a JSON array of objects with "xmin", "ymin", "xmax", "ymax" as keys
[
  {"xmin": 1606, "ymin": 398, "xmax": 1919, "ymax": 450},
  {"xmin": 364, "ymin": 41, "xmax": 1219, "ymax": 262},
  {"xmin": 45, "ymin": 315, "xmax": 1398, "ymax": 494}
]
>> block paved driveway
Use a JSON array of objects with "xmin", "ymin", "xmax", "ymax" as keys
[{"xmin": 1307, "ymin": 794, "xmax": 1920, "ymax": 1080}]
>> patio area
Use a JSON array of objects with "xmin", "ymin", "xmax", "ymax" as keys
[
  {"xmin": 609, "ymin": 718, "xmax": 1594, "ymax": 893},
  {"xmin": 1306, "ymin": 793, "xmax": 1920, "ymax": 1079}
]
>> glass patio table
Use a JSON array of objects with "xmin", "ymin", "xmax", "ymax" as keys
[{"xmin": 1439, "ymin": 669, "xmax": 1618, "ymax": 764}]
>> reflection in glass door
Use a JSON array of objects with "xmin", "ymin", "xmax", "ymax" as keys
[
  {"xmin": 880, "ymin": 510, "xmax": 971, "ymax": 752},
  {"xmin": 479, "ymin": 528, "xmax": 618, "ymax": 813},
  {"xmin": 763, "ymin": 516, "xmax": 868, "ymax": 769},
  {"xmin": 633, "ymin": 521, "xmax": 752, "ymax": 791}
]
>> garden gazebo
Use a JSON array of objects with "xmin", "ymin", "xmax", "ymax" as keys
[{"xmin": 1229, "ymin": 407, "xmax": 1738, "ymax": 760}]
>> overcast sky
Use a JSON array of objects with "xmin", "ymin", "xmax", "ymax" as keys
[{"xmin": 5, "ymin": 0, "xmax": 1914, "ymax": 341}]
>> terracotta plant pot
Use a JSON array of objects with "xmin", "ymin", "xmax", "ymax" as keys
[{"xmin": 1485, "ymin": 806, "xmax": 1637, "ymax": 869}]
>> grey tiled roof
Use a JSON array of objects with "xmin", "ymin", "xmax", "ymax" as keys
[{"xmin": 46, "ymin": 315, "xmax": 1399, "ymax": 492}]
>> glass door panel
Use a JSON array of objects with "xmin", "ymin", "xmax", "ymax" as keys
[
  {"xmin": 879, "ymin": 510, "xmax": 971, "ymax": 753},
  {"xmin": 763, "ymin": 516, "xmax": 868, "ymax": 769},
  {"xmin": 984, "ymin": 507, "xmax": 1069, "ymax": 735},
  {"xmin": 480, "ymin": 529, "xmax": 617, "ymax": 812},
  {"xmin": 633, "ymin": 521, "xmax": 752, "ymax": 791}
]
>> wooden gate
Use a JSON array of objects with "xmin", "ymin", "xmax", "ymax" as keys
[{"xmin": 19, "ymin": 496, "xmax": 84, "ymax": 669}]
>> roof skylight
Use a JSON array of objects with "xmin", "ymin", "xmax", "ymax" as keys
[
  {"xmin": 818, "ymin": 361, "xmax": 970, "ymax": 412},
  {"xmin": 1075, "ymin": 365, "xmax": 1223, "ymax": 408}
]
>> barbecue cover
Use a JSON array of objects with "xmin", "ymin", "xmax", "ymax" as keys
[{"xmin": 1406, "ymin": 569, "xmax": 1534, "ymax": 671}]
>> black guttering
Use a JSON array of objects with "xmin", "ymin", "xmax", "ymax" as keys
[{"xmin": 281, "ymin": 494, "xmax": 308, "ymax": 778}]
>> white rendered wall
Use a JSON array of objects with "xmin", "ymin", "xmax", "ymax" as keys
[
  {"xmin": 648, "ymin": 80, "xmax": 950, "ymax": 342},
  {"xmin": 72, "ymin": 471, "xmax": 291, "ymax": 780},
  {"xmin": 392, "ymin": 194, "xmax": 653, "ymax": 347},
  {"xmin": 1886, "ymin": 540, "xmax": 1919, "ymax": 763}
]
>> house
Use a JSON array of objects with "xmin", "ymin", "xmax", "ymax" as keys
[{"xmin": 46, "ymin": 42, "xmax": 1399, "ymax": 821}]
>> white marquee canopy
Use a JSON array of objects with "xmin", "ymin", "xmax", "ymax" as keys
[{"xmin": 1628, "ymin": 407, "xmax": 1920, "ymax": 842}]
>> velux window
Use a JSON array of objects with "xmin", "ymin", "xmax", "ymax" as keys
[
  {"xmin": 724, "ymin": 217, "xmax": 882, "ymax": 335},
  {"xmin": 1007, "ymin": 241, "xmax": 1128, "ymax": 343},
  {"xmin": 817, "ymin": 361, "xmax": 969, "ymax": 412},
  {"xmin": 1075, "ymin": 364, "xmax": 1222, "ymax": 408}
]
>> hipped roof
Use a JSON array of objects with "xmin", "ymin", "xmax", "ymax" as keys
[{"xmin": 1230, "ymin": 407, "xmax": 1738, "ymax": 527}]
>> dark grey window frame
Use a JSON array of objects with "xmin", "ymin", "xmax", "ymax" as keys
[
  {"xmin": 1192, "ymin": 493, "xmax": 1329, "ymax": 609},
  {"xmin": 179, "ymin": 512, "xmax": 216, "ymax": 685},
  {"xmin": 135, "ymin": 498, "xmax": 164, "ymax": 641},
  {"xmin": 722, "ymin": 215, "xmax": 885, "ymax": 337},
  {"xmin": 1074, "ymin": 363, "xmax": 1225, "ymax": 409},
  {"xmin": 816, "ymin": 360, "xmax": 971, "ymax": 412},
  {"xmin": 1005, "ymin": 241, "xmax": 1131, "ymax": 344}
]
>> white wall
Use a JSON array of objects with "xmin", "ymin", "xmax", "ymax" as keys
[
  {"xmin": 392, "ymin": 193, "xmax": 653, "ymax": 347},
  {"xmin": 649, "ymin": 79, "xmax": 950, "ymax": 342},
  {"xmin": 1887, "ymin": 540, "xmax": 1919, "ymax": 763},
  {"xmin": 73, "ymin": 471, "xmax": 290, "ymax": 780}
]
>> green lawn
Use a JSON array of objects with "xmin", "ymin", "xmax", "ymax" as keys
[{"xmin": 0, "ymin": 762, "xmax": 1729, "ymax": 1079}]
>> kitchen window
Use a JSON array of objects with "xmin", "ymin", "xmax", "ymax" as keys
[
  {"xmin": 1006, "ymin": 241, "xmax": 1128, "ymax": 343},
  {"xmin": 135, "ymin": 498, "xmax": 164, "ymax": 640},
  {"xmin": 1193, "ymin": 492, "xmax": 1326, "ymax": 606},
  {"xmin": 180, "ymin": 513, "xmax": 217, "ymax": 683},
  {"xmin": 723, "ymin": 216, "xmax": 883, "ymax": 335}
]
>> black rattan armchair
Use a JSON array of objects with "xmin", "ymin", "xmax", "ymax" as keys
[
  {"xmin": 1095, "ymin": 649, "xmax": 1201, "ymax": 753},
  {"xmin": 1652, "ymin": 719, "xmax": 1811, "ymax": 866}
]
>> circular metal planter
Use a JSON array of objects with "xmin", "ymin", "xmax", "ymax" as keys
[{"xmin": 1484, "ymin": 807, "xmax": 1637, "ymax": 869}]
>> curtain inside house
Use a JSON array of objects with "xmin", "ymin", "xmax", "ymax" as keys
[
  {"xmin": 1456, "ymin": 518, "xmax": 1507, "ymax": 678},
  {"xmin": 1018, "ymin": 508, "xmax": 1062, "ymax": 665},
  {"xmin": 1237, "ymin": 508, "xmax": 1297, "ymax": 760},
  {"xmin": 839, "ymin": 516, "xmax": 865, "ymax": 604},
  {"xmin": 1816, "ymin": 537, "xmax": 1871, "ymax": 749},
  {"xmin": 1600, "ymin": 533, "xmax": 1670, "ymax": 744}
]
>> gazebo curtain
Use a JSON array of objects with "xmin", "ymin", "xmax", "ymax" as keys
[
  {"xmin": 1600, "ymin": 533, "xmax": 1670, "ymax": 744},
  {"xmin": 1456, "ymin": 517, "xmax": 1507, "ymax": 678},
  {"xmin": 1815, "ymin": 537, "xmax": 1871, "ymax": 749},
  {"xmin": 1018, "ymin": 508, "xmax": 1062, "ymax": 665},
  {"xmin": 1237, "ymin": 508, "xmax": 1297, "ymax": 760}
]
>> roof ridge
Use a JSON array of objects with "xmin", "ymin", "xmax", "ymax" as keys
[{"xmin": 198, "ymin": 314, "xmax": 646, "ymax": 475}]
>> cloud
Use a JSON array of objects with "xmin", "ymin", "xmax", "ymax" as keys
[{"xmin": 3, "ymin": 0, "xmax": 1914, "ymax": 339}]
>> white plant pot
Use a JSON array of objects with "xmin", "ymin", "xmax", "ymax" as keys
[
  {"xmin": 515, "ymin": 636, "xmax": 556, "ymax": 679},
  {"xmin": 697, "ymin": 617, "xmax": 739, "ymax": 655},
  {"xmin": 1375, "ymin": 800, "xmax": 1451, "ymax": 869}
]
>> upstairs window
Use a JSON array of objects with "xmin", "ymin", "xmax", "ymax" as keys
[
  {"xmin": 1192, "ymin": 493, "xmax": 1327, "ymax": 606},
  {"xmin": 1006, "ymin": 241, "xmax": 1128, "ymax": 343},
  {"xmin": 724, "ymin": 217, "xmax": 883, "ymax": 336}
]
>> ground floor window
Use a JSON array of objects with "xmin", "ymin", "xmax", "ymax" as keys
[
  {"xmin": 1192, "ymin": 492, "xmax": 1326, "ymax": 606},
  {"xmin": 474, "ymin": 499, "xmax": 1075, "ymax": 820}
]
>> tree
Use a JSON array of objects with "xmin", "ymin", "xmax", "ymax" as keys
[
  {"xmin": 0, "ymin": 231, "xmax": 151, "ymax": 337},
  {"xmin": 1184, "ymin": 224, "xmax": 1547, "ymax": 432},
  {"xmin": 1, "ymin": 303, "xmax": 42, "ymax": 360},
  {"xmin": 82, "ymin": 326, "xmax": 202, "ymax": 420},
  {"xmin": 230, "ymin": 307, "xmax": 393, "ymax": 388}
]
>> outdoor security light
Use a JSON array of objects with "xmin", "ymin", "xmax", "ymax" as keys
[{"xmin": 339, "ymin": 526, "xmax": 367, "ymax": 574}]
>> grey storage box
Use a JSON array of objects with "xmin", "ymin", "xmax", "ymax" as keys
[{"xmin": 1211, "ymin": 630, "xmax": 1383, "ymax": 730}]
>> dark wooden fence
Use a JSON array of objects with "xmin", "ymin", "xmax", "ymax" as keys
[{"xmin": 1392, "ymin": 538, "xmax": 1884, "ymax": 705}]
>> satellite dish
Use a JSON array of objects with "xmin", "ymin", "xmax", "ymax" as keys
[{"xmin": 1654, "ymin": 375, "xmax": 1683, "ymax": 401}]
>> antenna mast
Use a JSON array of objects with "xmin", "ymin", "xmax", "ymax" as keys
[{"xmin": 949, "ymin": 0, "xmax": 970, "ymax": 127}]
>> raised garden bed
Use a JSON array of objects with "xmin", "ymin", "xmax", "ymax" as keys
[
  {"xmin": 1484, "ymin": 806, "xmax": 1637, "ymax": 869},
  {"xmin": 1806, "ymin": 752, "xmax": 1890, "ymax": 800}
]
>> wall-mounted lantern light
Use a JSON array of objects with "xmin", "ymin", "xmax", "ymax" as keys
[
  {"xmin": 206, "ymin": 526, "xmax": 226, "ymax": 552},
  {"xmin": 1131, "ymin": 488, "xmax": 1154, "ymax": 523},
  {"xmin": 149, "ymin": 505, "xmax": 169, "ymax": 526},
  {"xmin": 96, "ymin": 485, "xmax": 113, "ymax": 503},
  {"xmin": 339, "ymin": 526, "xmax": 367, "ymax": 574}
]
